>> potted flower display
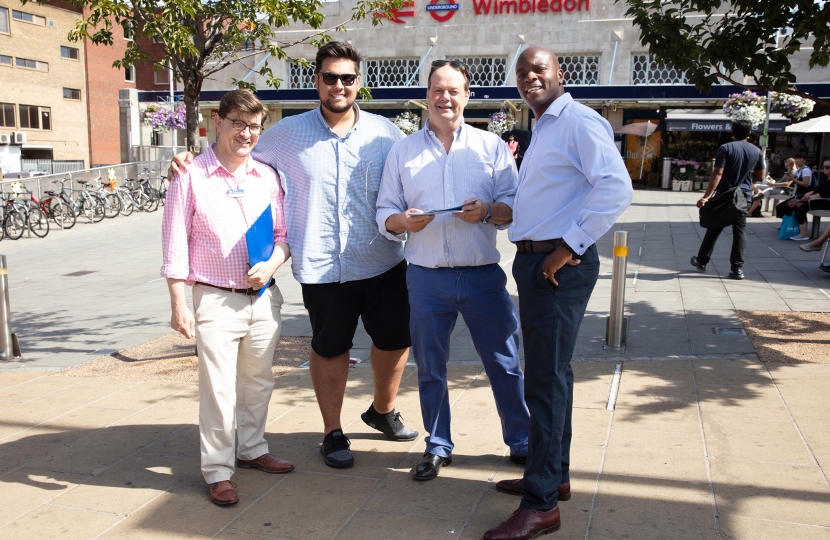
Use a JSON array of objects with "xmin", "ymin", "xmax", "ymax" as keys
[
  {"xmin": 141, "ymin": 102, "xmax": 187, "ymax": 132},
  {"xmin": 723, "ymin": 90, "xmax": 815, "ymax": 124},
  {"xmin": 393, "ymin": 111, "xmax": 420, "ymax": 136},
  {"xmin": 671, "ymin": 159, "xmax": 702, "ymax": 191},
  {"xmin": 770, "ymin": 92, "xmax": 814, "ymax": 120}
]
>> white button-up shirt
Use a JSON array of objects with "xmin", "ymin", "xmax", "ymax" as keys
[
  {"xmin": 508, "ymin": 93, "xmax": 633, "ymax": 255},
  {"xmin": 376, "ymin": 120, "xmax": 517, "ymax": 268}
]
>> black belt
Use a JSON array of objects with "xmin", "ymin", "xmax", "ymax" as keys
[
  {"xmin": 198, "ymin": 278, "xmax": 275, "ymax": 296},
  {"xmin": 514, "ymin": 239, "xmax": 565, "ymax": 254}
]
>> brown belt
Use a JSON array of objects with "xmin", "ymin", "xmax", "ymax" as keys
[
  {"xmin": 198, "ymin": 278, "xmax": 275, "ymax": 296},
  {"xmin": 514, "ymin": 239, "xmax": 565, "ymax": 254}
]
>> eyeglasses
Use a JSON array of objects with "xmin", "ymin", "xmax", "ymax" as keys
[
  {"xmin": 824, "ymin": 166, "xmax": 830, "ymax": 170},
  {"xmin": 223, "ymin": 116, "xmax": 263, "ymax": 135},
  {"xmin": 319, "ymin": 72, "xmax": 358, "ymax": 86},
  {"xmin": 431, "ymin": 60, "xmax": 466, "ymax": 69}
]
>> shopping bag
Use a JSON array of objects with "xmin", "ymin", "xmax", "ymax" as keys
[{"xmin": 778, "ymin": 213, "xmax": 801, "ymax": 240}]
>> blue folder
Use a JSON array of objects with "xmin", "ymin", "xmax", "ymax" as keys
[{"xmin": 246, "ymin": 204, "xmax": 274, "ymax": 298}]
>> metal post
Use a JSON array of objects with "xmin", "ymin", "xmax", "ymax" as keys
[
  {"xmin": 0, "ymin": 255, "xmax": 20, "ymax": 360},
  {"xmin": 606, "ymin": 231, "xmax": 629, "ymax": 349}
]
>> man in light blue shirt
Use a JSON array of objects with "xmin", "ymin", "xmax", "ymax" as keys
[
  {"xmin": 377, "ymin": 61, "xmax": 529, "ymax": 482},
  {"xmin": 485, "ymin": 47, "xmax": 633, "ymax": 540},
  {"xmin": 172, "ymin": 42, "xmax": 418, "ymax": 471}
]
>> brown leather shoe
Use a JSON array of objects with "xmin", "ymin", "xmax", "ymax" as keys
[
  {"xmin": 483, "ymin": 506, "xmax": 560, "ymax": 540},
  {"xmin": 495, "ymin": 478, "xmax": 571, "ymax": 501},
  {"xmin": 208, "ymin": 480, "xmax": 239, "ymax": 506},
  {"xmin": 237, "ymin": 453, "xmax": 295, "ymax": 474}
]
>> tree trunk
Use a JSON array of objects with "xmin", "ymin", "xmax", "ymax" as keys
[{"xmin": 182, "ymin": 62, "xmax": 204, "ymax": 153}]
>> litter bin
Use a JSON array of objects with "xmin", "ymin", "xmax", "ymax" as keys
[{"xmin": 661, "ymin": 157, "xmax": 672, "ymax": 189}]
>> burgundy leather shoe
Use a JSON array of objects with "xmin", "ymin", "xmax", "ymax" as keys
[
  {"xmin": 208, "ymin": 480, "xmax": 239, "ymax": 506},
  {"xmin": 237, "ymin": 453, "xmax": 295, "ymax": 474},
  {"xmin": 495, "ymin": 478, "xmax": 571, "ymax": 501},
  {"xmin": 483, "ymin": 506, "xmax": 560, "ymax": 540}
]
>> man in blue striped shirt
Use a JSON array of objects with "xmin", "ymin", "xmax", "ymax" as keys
[
  {"xmin": 377, "ymin": 60, "xmax": 530, "ymax": 482},
  {"xmin": 171, "ymin": 42, "xmax": 418, "ymax": 471}
]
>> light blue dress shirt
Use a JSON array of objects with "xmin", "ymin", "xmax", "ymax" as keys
[
  {"xmin": 508, "ymin": 93, "xmax": 633, "ymax": 255},
  {"xmin": 252, "ymin": 105, "xmax": 405, "ymax": 284},
  {"xmin": 377, "ymin": 120, "xmax": 518, "ymax": 268}
]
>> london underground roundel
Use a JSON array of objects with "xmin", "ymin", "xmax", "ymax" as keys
[{"xmin": 427, "ymin": 0, "xmax": 460, "ymax": 22}]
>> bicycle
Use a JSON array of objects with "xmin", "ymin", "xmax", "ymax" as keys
[
  {"xmin": 0, "ymin": 195, "xmax": 30, "ymax": 240},
  {"xmin": 90, "ymin": 176, "xmax": 122, "ymax": 219},
  {"xmin": 7, "ymin": 185, "xmax": 49, "ymax": 238},
  {"xmin": 19, "ymin": 184, "xmax": 76, "ymax": 230},
  {"xmin": 52, "ymin": 179, "xmax": 104, "ymax": 223}
]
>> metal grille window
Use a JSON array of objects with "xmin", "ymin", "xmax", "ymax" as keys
[
  {"xmin": 0, "ymin": 103, "xmax": 14, "ymax": 128},
  {"xmin": 559, "ymin": 55, "xmax": 600, "ymax": 85},
  {"xmin": 365, "ymin": 58, "xmax": 419, "ymax": 87},
  {"xmin": 288, "ymin": 61, "xmax": 315, "ymax": 89},
  {"xmin": 446, "ymin": 57, "xmax": 506, "ymax": 86},
  {"xmin": 631, "ymin": 54, "xmax": 687, "ymax": 85}
]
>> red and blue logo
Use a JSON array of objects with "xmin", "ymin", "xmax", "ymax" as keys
[{"xmin": 426, "ymin": 0, "xmax": 460, "ymax": 22}]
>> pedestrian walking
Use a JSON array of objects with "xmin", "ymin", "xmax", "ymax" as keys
[{"xmin": 691, "ymin": 121, "xmax": 766, "ymax": 280}]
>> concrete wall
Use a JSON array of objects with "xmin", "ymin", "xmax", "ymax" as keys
[{"xmin": 0, "ymin": 0, "xmax": 90, "ymax": 166}]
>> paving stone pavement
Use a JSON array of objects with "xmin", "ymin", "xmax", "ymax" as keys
[
  {"xmin": 3, "ymin": 190, "xmax": 830, "ymax": 371},
  {"xmin": 0, "ymin": 191, "xmax": 828, "ymax": 538}
]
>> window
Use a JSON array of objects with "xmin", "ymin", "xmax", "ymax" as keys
[
  {"xmin": 631, "ymin": 54, "xmax": 687, "ymax": 85},
  {"xmin": 365, "ymin": 58, "xmax": 419, "ymax": 88},
  {"xmin": 154, "ymin": 69, "xmax": 169, "ymax": 85},
  {"xmin": 559, "ymin": 55, "xmax": 600, "ymax": 86},
  {"xmin": 0, "ymin": 55, "xmax": 11, "ymax": 66},
  {"xmin": 0, "ymin": 7, "xmax": 9, "ymax": 34},
  {"xmin": 15, "ymin": 57, "xmax": 47, "ymax": 71},
  {"xmin": 11, "ymin": 9, "xmax": 46, "ymax": 26},
  {"xmin": 447, "ymin": 57, "xmax": 507, "ymax": 86},
  {"xmin": 0, "ymin": 103, "xmax": 14, "ymax": 128},
  {"xmin": 288, "ymin": 60, "xmax": 315, "ymax": 89},
  {"xmin": 60, "ymin": 46, "xmax": 79, "ymax": 60},
  {"xmin": 124, "ymin": 65, "xmax": 135, "ymax": 82},
  {"xmin": 63, "ymin": 88, "xmax": 81, "ymax": 100},
  {"xmin": 123, "ymin": 25, "xmax": 133, "ymax": 40},
  {"xmin": 18, "ymin": 105, "xmax": 49, "ymax": 130}
]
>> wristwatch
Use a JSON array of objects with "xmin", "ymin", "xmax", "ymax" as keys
[{"xmin": 481, "ymin": 202, "xmax": 492, "ymax": 224}]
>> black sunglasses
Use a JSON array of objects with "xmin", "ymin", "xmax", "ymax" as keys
[
  {"xmin": 319, "ymin": 72, "xmax": 358, "ymax": 86},
  {"xmin": 824, "ymin": 166, "xmax": 830, "ymax": 169},
  {"xmin": 431, "ymin": 60, "xmax": 467, "ymax": 69}
]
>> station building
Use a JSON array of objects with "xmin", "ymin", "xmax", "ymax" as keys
[{"xmin": 136, "ymin": 0, "xmax": 830, "ymax": 183}]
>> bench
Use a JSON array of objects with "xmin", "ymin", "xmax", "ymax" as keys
[{"xmin": 808, "ymin": 199, "xmax": 830, "ymax": 240}]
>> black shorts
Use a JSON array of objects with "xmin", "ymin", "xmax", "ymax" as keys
[{"xmin": 301, "ymin": 261, "xmax": 411, "ymax": 358}]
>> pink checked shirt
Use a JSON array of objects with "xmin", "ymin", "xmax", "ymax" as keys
[{"xmin": 160, "ymin": 144, "xmax": 288, "ymax": 288}]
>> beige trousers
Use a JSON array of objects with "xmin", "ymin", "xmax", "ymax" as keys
[{"xmin": 193, "ymin": 283, "xmax": 284, "ymax": 484}]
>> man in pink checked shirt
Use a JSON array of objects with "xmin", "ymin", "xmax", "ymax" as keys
[{"xmin": 161, "ymin": 89, "xmax": 293, "ymax": 507}]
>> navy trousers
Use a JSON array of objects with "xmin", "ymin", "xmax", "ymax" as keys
[
  {"xmin": 407, "ymin": 263, "xmax": 529, "ymax": 459},
  {"xmin": 512, "ymin": 245, "xmax": 600, "ymax": 510}
]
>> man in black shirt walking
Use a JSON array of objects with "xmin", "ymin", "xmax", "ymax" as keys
[{"xmin": 691, "ymin": 121, "xmax": 766, "ymax": 280}]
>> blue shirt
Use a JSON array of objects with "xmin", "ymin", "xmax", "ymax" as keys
[
  {"xmin": 508, "ymin": 93, "xmax": 633, "ymax": 255},
  {"xmin": 377, "ymin": 120, "xmax": 517, "ymax": 268},
  {"xmin": 253, "ymin": 105, "xmax": 405, "ymax": 284}
]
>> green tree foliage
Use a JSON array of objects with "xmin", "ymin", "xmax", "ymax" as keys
[
  {"xmin": 620, "ymin": 0, "xmax": 830, "ymax": 107},
  {"xmin": 24, "ymin": 0, "xmax": 403, "ymax": 151}
]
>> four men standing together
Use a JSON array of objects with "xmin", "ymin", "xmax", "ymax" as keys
[{"xmin": 164, "ymin": 41, "xmax": 632, "ymax": 539}]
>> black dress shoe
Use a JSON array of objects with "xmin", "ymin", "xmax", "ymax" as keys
[
  {"xmin": 690, "ymin": 256, "xmax": 706, "ymax": 272},
  {"xmin": 509, "ymin": 453, "xmax": 526, "ymax": 465},
  {"xmin": 728, "ymin": 268, "xmax": 745, "ymax": 280},
  {"xmin": 413, "ymin": 452, "xmax": 452, "ymax": 481}
]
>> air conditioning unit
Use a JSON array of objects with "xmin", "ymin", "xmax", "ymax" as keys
[
  {"xmin": 0, "ymin": 134, "xmax": 10, "ymax": 145},
  {"xmin": 13, "ymin": 132, "xmax": 26, "ymax": 144}
]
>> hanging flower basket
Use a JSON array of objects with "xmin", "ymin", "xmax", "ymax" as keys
[
  {"xmin": 722, "ymin": 91, "xmax": 766, "ymax": 127},
  {"xmin": 723, "ymin": 90, "xmax": 816, "ymax": 125},
  {"xmin": 487, "ymin": 110, "xmax": 515, "ymax": 137},
  {"xmin": 141, "ymin": 102, "xmax": 186, "ymax": 132},
  {"xmin": 393, "ymin": 111, "xmax": 420, "ymax": 136},
  {"xmin": 770, "ymin": 92, "xmax": 814, "ymax": 121}
]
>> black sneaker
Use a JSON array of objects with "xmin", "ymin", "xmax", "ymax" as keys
[
  {"xmin": 821, "ymin": 264, "xmax": 830, "ymax": 274},
  {"xmin": 361, "ymin": 403, "xmax": 419, "ymax": 441},
  {"xmin": 728, "ymin": 269, "xmax": 745, "ymax": 280},
  {"xmin": 690, "ymin": 256, "xmax": 706, "ymax": 272},
  {"xmin": 321, "ymin": 429, "xmax": 354, "ymax": 468}
]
